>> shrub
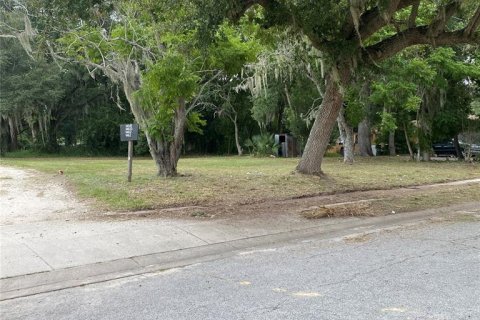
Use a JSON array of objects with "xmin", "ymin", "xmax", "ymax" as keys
[{"xmin": 244, "ymin": 134, "xmax": 279, "ymax": 156}]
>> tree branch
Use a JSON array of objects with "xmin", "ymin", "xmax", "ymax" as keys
[
  {"xmin": 364, "ymin": 26, "xmax": 479, "ymax": 62},
  {"xmin": 304, "ymin": 68, "xmax": 324, "ymax": 98},
  {"xmin": 46, "ymin": 39, "xmax": 125, "ymax": 84},
  {"xmin": 187, "ymin": 70, "xmax": 223, "ymax": 113},
  {"xmin": 408, "ymin": 0, "xmax": 420, "ymax": 28},
  {"xmin": 464, "ymin": 5, "xmax": 480, "ymax": 36},
  {"xmin": 428, "ymin": 0, "xmax": 461, "ymax": 37},
  {"xmin": 355, "ymin": 0, "xmax": 417, "ymax": 40}
]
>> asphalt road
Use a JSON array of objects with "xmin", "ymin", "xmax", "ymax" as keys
[{"xmin": 2, "ymin": 217, "xmax": 479, "ymax": 320}]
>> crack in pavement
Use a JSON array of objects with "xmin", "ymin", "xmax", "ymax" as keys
[
  {"xmin": 22, "ymin": 243, "xmax": 54, "ymax": 271},
  {"xmin": 309, "ymin": 247, "xmax": 462, "ymax": 290},
  {"xmin": 171, "ymin": 225, "xmax": 210, "ymax": 245}
]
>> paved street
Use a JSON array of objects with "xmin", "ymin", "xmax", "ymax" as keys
[{"xmin": 2, "ymin": 215, "xmax": 479, "ymax": 320}]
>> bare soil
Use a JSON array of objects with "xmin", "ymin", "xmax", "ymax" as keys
[
  {"xmin": 1, "ymin": 166, "xmax": 479, "ymax": 224},
  {"xmin": 0, "ymin": 166, "xmax": 92, "ymax": 225}
]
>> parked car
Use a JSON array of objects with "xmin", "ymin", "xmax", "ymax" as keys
[
  {"xmin": 462, "ymin": 142, "xmax": 480, "ymax": 158},
  {"xmin": 432, "ymin": 140, "xmax": 479, "ymax": 158},
  {"xmin": 432, "ymin": 141, "xmax": 460, "ymax": 157}
]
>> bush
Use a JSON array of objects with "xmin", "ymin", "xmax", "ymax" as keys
[{"xmin": 244, "ymin": 134, "xmax": 279, "ymax": 156}]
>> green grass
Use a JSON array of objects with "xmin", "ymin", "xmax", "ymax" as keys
[{"xmin": 1, "ymin": 156, "xmax": 479, "ymax": 211}]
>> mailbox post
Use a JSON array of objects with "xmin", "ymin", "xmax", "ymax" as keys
[{"xmin": 120, "ymin": 124, "xmax": 139, "ymax": 182}]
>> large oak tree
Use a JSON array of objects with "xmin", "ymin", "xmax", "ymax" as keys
[{"xmin": 205, "ymin": 0, "xmax": 480, "ymax": 175}]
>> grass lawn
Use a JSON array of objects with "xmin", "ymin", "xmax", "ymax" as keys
[{"xmin": 1, "ymin": 156, "xmax": 479, "ymax": 211}]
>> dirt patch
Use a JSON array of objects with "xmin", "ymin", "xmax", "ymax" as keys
[
  {"xmin": 300, "ymin": 199, "xmax": 380, "ymax": 219},
  {"xmin": 84, "ymin": 181, "xmax": 480, "ymax": 222},
  {"xmin": 343, "ymin": 233, "xmax": 373, "ymax": 244},
  {"xmin": 0, "ymin": 166, "xmax": 93, "ymax": 225}
]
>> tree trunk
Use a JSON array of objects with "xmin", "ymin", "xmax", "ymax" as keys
[
  {"xmin": 147, "ymin": 98, "xmax": 187, "ymax": 177},
  {"xmin": 7, "ymin": 116, "xmax": 18, "ymax": 151},
  {"xmin": 30, "ymin": 123, "xmax": 37, "ymax": 145},
  {"xmin": 337, "ymin": 106, "xmax": 354, "ymax": 164},
  {"xmin": 337, "ymin": 120, "xmax": 345, "ymax": 143},
  {"xmin": 123, "ymin": 78, "xmax": 187, "ymax": 177},
  {"xmin": 169, "ymin": 98, "xmax": 187, "ymax": 173},
  {"xmin": 358, "ymin": 118, "xmax": 373, "ymax": 156},
  {"xmin": 0, "ymin": 117, "xmax": 7, "ymax": 155},
  {"xmin": 296, "ymin": 69, "xmax": 348, "ymax": 175},
  {"xmin": 403, "ymin": 122, "xmax": 414, "ymax": 160},
  {"xmin": 233, "ymin": 115, "xmax": 243, "ymax": 156},
  {"xmin": 38, "ymin": 118, "xmax": 46, "ymax": 147},
  {"xmin": 388, "ymin": 130, "xmax": 396, "ymax": 156},
  {"xmin": 149, "ymin": 145, "xmax": 175, "ymax": 177},
  {"xmin": 124, "ymin": 91, "xmax": 185, "ymax": 177}
]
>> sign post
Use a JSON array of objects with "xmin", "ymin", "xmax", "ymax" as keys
[
  {"xmin": 120, "ymin": 124, "xmax": 139, "ymax": 182},
  {"xmin": 127, "ymin": 140, "xmax": 133, "ymax": 182}
]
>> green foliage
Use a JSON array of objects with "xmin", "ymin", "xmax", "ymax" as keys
[
  {"xmin": 370, "ymin": 51, "xmax": 437, "ymax": 137},
  {"xmin": 56, "ymin": 0, "xmax": 202, "ymax": 147},
  {"xmin": 0, "ymin": 39, "xmax": 64, "ymax": 115},
  {"xmin": 0, "ymin": 35, "xmax": 134, "ymax": 153},
  {"xmin": 143, "ymin": 54, "xmax": 200, "ymax": 109},
  {"xmin": 431, "ymin": 79, "xmax": 477, "ymax": 141},
  {"xmin": 76, "ymin": 103, "xmax": 134, "ymax": 155},
  {"xmin": 343, "ymin": 85, "xmax": 366, "ymax": 126},
  {"xmin": 186, "ymin": 112, "xmax": 207, "ymax": 134},
  {"xmin": 371, "ymin": 81, "xmax": 419, "ymax": 110},
  {"xmin": 427, "ymin": 47, "xmax": 480, "ymax": 80},
  {"xmin": 251, "ymin": 85, "xmax": 281, "ymax": 132},
  {"xmin": 370, "ymin": 54, "xmax": 436, "ymax": 113},
  {"xmin": 369, "ymin": 46, "xmax": 480, "ymax": 151},
  {"xmin": 4, "ymin": 0, "xmax": 479, "ymax": 161},
  {"xmin": 209, "ymin": 22, "xmax": 263, "ymax": 75},
  {"xmin": 0, "ymin": 36, "xmax": 125, "ymax": 152},
  {"xmin": 378, "ymin": 111, "xmax": 398, "ymax": 133},
  {"xmin": 135, "ymin": 52, "xmax": 201, "ymax": 140},
  {"xmin": 283, "ymin": 77, "xmax": 319, "ymax": 145},
  {"xmin": 244, "ymin": 134, "xmax": 278, "ymax": 156},
  {"xmin": 285, "ymin": 0, "xmax": 347, "ymax": 38}
]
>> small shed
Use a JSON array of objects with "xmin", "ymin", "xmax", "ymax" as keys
[{"xmin": 274, "ymin": 134, "xmax": 299, "ymax": 157}]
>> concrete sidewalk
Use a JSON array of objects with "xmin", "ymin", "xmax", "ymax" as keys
[
  {"xmin": 0, "ymin": 212, "xmax": 345, "ymax": 278},
  {"xmin": 1, "ymin": 202, "xmax": 479, "ymax": 300}
]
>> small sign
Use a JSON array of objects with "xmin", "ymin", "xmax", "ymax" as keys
[{"xmin": 120, "ymin": 124, "xmax": 139, "ymax": 141}]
